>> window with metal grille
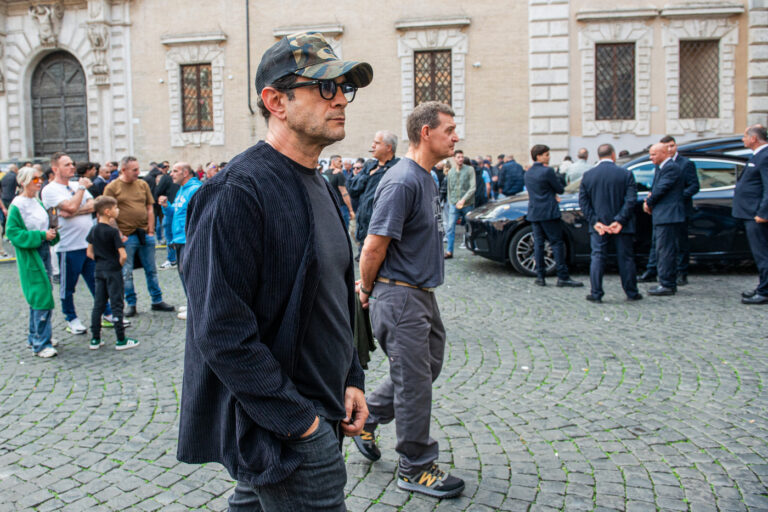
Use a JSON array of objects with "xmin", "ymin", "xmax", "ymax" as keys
[
  {"xmin": 414, "ymin": 50, "xmax": 452, "ymax": 107},
  {"xmin": 595, "ymin": 43, "xmax": 635, "ymax": 120},
  {"xmin": 181, "ymin": 64, "xmax": 213, "ymax": 132},
  {"xmin": 679, "ymin": 40, "xmax": 719, "ymax": 119}
]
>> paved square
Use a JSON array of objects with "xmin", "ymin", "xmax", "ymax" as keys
[{"xmin": 0, "ymin": 248, "xmax": 766, "ymax": 511}]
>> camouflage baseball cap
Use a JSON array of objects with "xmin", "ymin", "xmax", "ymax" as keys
[{"xmin": 255, "ymin": 31, "xmax": 373, "ymax": 94}]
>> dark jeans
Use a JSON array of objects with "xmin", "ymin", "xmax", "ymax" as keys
[
  {"xmin": 228, "ymin": 417, "xmax": 347, "ymax": 512},
  {"xmin": 654, "ymin": 223, "xmax": 682, "ymax": 289},
  {"xmin": 366, "ymin": 282, "xmax": 445, "ymax": 474},
  {"xmin": 59, "ymin": 249, "xmax": 111, "ymax": 321},
  {"xmin": 174, "ymin": 243, "xmax": 187, "ymax": 297},
  {"xmin": 164, "ymin": 215, "xmax": 176, "ymax": 263},
  {"xmin": 531, "ymin": 219, "xmax": 569, "ymax": 280},
  {"xmin": 340, "ymin": 205, "xmax": 350, "ymax": 232},
  {"xmin": 645, "ymin": 220, "xmax": 690, "ymax": 276},
  {"xmin": 745, "ymin": 220, "xmax": 768, "ymax": 296},
  {"xmin": 92, "ymin": 269, "xmax": 125, "ymax": 340},
  {"xmin": 589, "ymin": 232, "xmax": 639, "ymax": 299}
]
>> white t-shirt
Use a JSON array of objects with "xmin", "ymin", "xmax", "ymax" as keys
[
  {"xmin": 41, "ymin": 181, "xmax": 94, "ymax": 252},
  {"xmin": 11, "ymin": 196, "xmax": 49, "ymax": 232}
]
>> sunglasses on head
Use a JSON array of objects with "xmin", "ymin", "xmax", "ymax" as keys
[{"xmin": 285, "ymin": 79, "xmax": 357, "ymax": 102}]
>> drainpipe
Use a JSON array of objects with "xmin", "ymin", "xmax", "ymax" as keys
[{"xmin": 246, "ymin": 0, "xmax": 254, "ymax": 115}]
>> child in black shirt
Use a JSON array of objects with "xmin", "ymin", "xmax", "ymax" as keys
[{"xmin": 86, "ymin": 196, "xmax": 139, "ymax": 350}]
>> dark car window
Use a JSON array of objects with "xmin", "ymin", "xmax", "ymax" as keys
[
  {"xmin": 628, "ymin": 162, "xmax": 655, "ymax": 191},
  {"xmin": 692, "ymin": 158, "xmax": 741, "ymax": 190}
]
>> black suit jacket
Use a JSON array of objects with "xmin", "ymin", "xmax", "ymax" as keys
[
  {"xmin": 579, "ymin": 161, "xmax": 637, "ymax": 234},
  {"xmin": 674, "ymin": 154, "xmax": 699, "ymax": 217},
  {"xmin": 524, "ymin": 162, "xmax": 564, "ymax": 222},
  {"xmin": 646, "ymin": 159, "xmax": 685, "ymax": 225},
  {"xmin": 733, "ymin": 147, "xmax": 768, "ymax": 220}
]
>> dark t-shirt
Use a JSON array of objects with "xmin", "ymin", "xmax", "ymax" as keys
[
  {"xmin": 86, "ymin": 223, "xmax": 124, "ymax": 272},
  {"xmin": 293, "ymin": 163, "xmax": 353, "ymax": 420},
  {"xmin": 368, "ymin": 157, "xmax": 445, "ymax": 289},
  {"xmin": 1, "ymin": 171, "xmax": 18, "ymax": 203},
  {"xmin": 323, "ymin": 169, "xmax": 347, "ymax": 206}
]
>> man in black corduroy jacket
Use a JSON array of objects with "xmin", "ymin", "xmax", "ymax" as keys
[{"xmin": 177, "ymin": 32, "xmax": 373, "ymax": 512}]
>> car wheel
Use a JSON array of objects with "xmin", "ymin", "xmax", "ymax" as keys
[{"xmin": 508, "ymin": 225, "xmax": 556, "ymax": 277}]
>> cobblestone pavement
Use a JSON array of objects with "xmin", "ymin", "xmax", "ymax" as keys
[{"xmin": 1, "ymin": 244, "xmax": 767, "ymax": 511}]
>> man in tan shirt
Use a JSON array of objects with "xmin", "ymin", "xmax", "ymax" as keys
[{"xmin": 104, "ymin": 156, "xmax": 174, "ymax": 317}]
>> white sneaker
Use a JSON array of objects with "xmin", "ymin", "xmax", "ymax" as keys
[
  {"xmin": 37, "ymin": 347, "xmax": 58, "ymax": 358},
  {"xmin": 103, "ymin": 314, "xmax": 131, "ymax": 327},
  {"xmin": 159, "ymin": 260, "xmax": 177, "ymax": 269},
  {"xmin": 65, "ymin": 318, "xmax": 87, "ymax": 335},
  {"xmin": 177, "ymin": 310, "xmax": 187, "ymax": 320},
  {"xmin": 178, "ymin": 306, "xmax": 187, "ymax": 313}
]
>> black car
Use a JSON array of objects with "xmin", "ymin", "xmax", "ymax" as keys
[{"xmin": 465, "ymin": 136, "xmax": 753, "ymax": 276}]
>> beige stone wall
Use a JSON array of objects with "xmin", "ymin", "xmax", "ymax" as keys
[
  {"xmin": 127, "ymin": 0, "xmax": 530, "ymax": 167},
  {"xmin": 569, "ymin": 0, "xmax": 748, "ymax": 154}
]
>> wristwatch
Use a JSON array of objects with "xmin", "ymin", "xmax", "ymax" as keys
[
  {"xmin": 360, "ymin": 284, "xmax": 373, "ymax": 295},
  {"xmin": 77, "ymin": 184, "xmax": 86, "ymax": 191}
]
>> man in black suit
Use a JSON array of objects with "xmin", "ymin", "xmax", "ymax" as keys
[
  {"xmin": 643, "ymin": 143, "xmax": 685, "ymax": 296},
  {"xmin": 579, "ymin": 144, "xmax": 641, "ymax": 302},
  {"xmin": 734, "ymin": 124, "xmax": 768, "ymax": 304},
  {"xmin": 639, "ymin": 135, "xmax": 700, "ymax": 285},
  {"xmin": 524, "ymin": 144, "xmax": 582, "ymax": 287}
]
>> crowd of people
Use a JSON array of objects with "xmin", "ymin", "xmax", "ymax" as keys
[
  {"xmin": 0, "ymin": 155, "xmax": 217, "ymax": 357},
  {"xmin": 3, "ymin": 29, "xmax": 767, "ymax": 512}
]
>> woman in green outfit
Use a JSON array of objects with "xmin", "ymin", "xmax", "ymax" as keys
[{"xmin": 5, "ymin": 166, "xmax": 60, "ymax": 358}]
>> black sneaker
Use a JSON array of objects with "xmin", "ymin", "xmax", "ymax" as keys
[
  {"xmin": 353, "ymin": 428, "xmax": 381, "ymax": 461},
  {"xmin": 397, "ymin": 464, "xmax": 464, "ymax": 499}
]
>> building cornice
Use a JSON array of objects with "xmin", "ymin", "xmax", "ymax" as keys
[
  {"xmin": 161, "ymin": 31, "xmax": 227, "ymax": 46},
  {"xmin": 576, "ymin": 8, "xmax": 658, "ymax": 22},
  {"xmin": 272, "ymin": 24, "xmax": 343, "ymax": 38},
  {"xmin": 660, "ymin": 3, "xmax": 744, "ymax": 18},
  {"xmin": 394, "ymin": 17, "xmax": 471, "ymax": 31}
]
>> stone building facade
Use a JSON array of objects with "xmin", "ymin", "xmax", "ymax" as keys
[{"xmin": 0, "ymin": 0, "xmax": 762, "ymax": 167}]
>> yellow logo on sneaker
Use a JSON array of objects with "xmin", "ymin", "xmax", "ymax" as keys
[{"xmin": 418, "ymin": 472, "xmax": 437, "ymax": 487}]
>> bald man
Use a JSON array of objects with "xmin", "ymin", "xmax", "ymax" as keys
[
  {"xmin": 158, "ymin": 162, "xmax": 202, "ymax": 318},
  {"xmin": 643, "ymin": 143, "xmax": 685, "ymax": 296}
]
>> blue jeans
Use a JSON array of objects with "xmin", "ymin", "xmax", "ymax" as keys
[
  {"xmin": 340, "ymin": 205, "xmax": 350, "ymax": 232},
  {"xmin": 228, "ymin": 418, "xmax": 347, "ymax": 512},
  {"xmin": 164, "ymin": 215, "xmax": 176, "ymax": 263},
  {"xmin": 446, "ymin": 204, "xmax": 473, "ymax": 254},
  {"xmin": 123, "ymin": 234, "xmax": 163, "ymax": 306},
  {"xmin": 59, "ymin": 249, "xmax": 111, "ymax": 321},
  {"xmin": 28, "ymin": 308, "xmax": 53, "ymax": 353}
]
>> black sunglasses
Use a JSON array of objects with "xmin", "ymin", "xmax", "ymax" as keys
[{"xmin": 285, "ymin": 79, "xmax": 357, "ymax": 102}]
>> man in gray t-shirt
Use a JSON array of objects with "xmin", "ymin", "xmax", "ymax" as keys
[
  {"xmin": 367, "ymin": 158, "xmax": 444, "ymax": 288},
  {"xmin": 354, "ymin": 102, "xmax": 465, "ymax": 500}
]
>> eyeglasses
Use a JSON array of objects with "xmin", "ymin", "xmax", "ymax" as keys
[
  {"xmin": 285, "ymin": 79, "xmax": 357, "ymax": 102},
  {"xmin": 353, "ymin": 166, "xmax": 362, "ymax": 170},
  {"xmin": 31, "ymin": 177, "xmax": 42, "ymax": 184}
]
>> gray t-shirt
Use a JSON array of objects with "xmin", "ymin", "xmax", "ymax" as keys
[
  {"xmin": 293, "ymin": 164, "xmax": 354, "ymax": 421},
  {"xmin": 368, "ymin": 157, "xmax": 444, "ymax": 288}
]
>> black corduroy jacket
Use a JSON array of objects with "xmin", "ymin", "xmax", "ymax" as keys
[{"xmin": 177, "ymin": 141, "xmax": 365, "ymax": 486}]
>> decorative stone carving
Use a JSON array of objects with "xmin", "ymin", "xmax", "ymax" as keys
[
  {"xmin": 578, "ymin": 21, "xmax": 653, "ymax": 137},
  {"xmin": 0, "ymin": 69, "xmax": 5, "ymax": 94},
  {"xmin": 29, "ymin": 3, "xmax": 64, "ymax": 47},
  {"xmin": 87, "ymin": 23, "xmax": 109, "ymax": 84},
  {"xmin": 662, "ymin": 18, "xmax": 738, "ymax": 135},
  {"xmin": 397, "ymin": 27, "xmax": 468, "ymax": 141}
]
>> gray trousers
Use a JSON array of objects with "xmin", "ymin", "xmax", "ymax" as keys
[{"xmin": 366, "ymin": 282, "xmax": 446, "ymax": 473}]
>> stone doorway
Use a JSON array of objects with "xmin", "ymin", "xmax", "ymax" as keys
[{"xmin": 31, "ymin": 51, "xmax": 89, "ymax": 162}]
